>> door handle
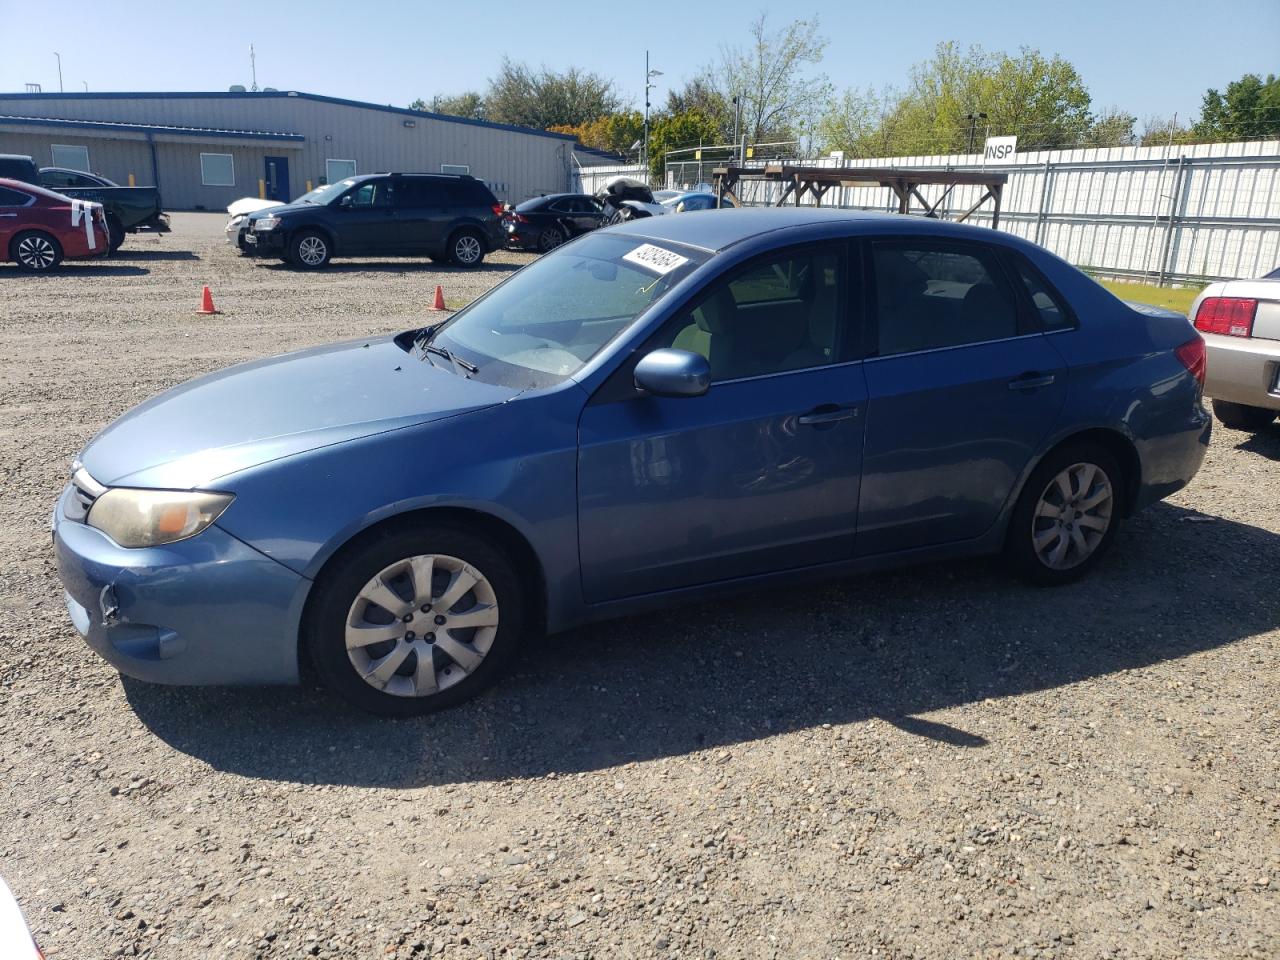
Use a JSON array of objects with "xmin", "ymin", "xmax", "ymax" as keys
[
  {"xmin": 798, "ymin": 405, "xmax": 860, "ymax": 426},
  {"xmin": 1007, "ymin": 372, "xmax": 1056, "ymax": 391}
]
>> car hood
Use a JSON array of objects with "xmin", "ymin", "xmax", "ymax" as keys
[
  {"xmin": 247, "ymin": 199, "xmax": 313, "ymax": 221},
  {"xmin": 227, "ymin": 197, "xmax": 285, "ymax": 217},
  {"xmin": 78, "ymin": 336, "xmax": 518, "ymax": 489}
]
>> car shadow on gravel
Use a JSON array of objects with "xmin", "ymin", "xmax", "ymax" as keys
[
  {"xmin": 1235, "ymin": 426, "xmax": 1280, "ymax": 460},
  {"xmin": 123, "ymin": 502, "xmax": 1280, "ymax": 787},
  {"xmin": 258, "ymin": 260, "xmax": 525, "ymax": 276},
  {"xmin": 111, "ymin": 250, "xmax": 200, "ymax": 262},
  {"xmin": 5, "ymin": 265, "xmax": 152, "ymax": 277}
]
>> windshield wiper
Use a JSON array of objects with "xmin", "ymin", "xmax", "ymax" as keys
[{"xmin": 421, "ymin": 342, "xmax": 478, "ymax": 376}]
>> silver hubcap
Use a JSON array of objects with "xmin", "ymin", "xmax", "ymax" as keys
[
  {"xmin": 345, "ymin": 554, "xmax": 499, "ymax": 698},
  {"xmin": 455, "ymin": 235, "xmax": 482, "ymax": 264},
  {"xmin": 18, "ymin": 235, "xmax": 55, "ymax": 269},
  {"xmin": 298, "ymin": 236, "xmax": 327, "ymax": 265},
  {"xmin": 1032, "ymin": 462, "xmax": 1113, "ymax": 570}
]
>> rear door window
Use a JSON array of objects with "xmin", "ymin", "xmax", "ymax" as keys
[
  {"xmin": 871, "ymin": 241, "xmax": 1022, "ymax": 356},
  {"xmin": 1012, "ymin": 256, "xmax": 1075, "ymax": 331},
  {"xmin": 0, "ymin": 186, "xmax": 32, "ymax": 206},
  {"xmin": 395, "ymin": 178, "xmax": 445, "ymax": 209}
]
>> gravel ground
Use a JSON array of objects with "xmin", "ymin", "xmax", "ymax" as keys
[{"xmin": 1, "ymin": 214, "xmax": 1277, "ymax": 960}]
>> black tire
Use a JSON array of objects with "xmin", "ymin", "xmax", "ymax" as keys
[
  {"xmin": 1005, "ymin": 442, "xmax": 1124, "ymax": 586},
  {"xmin": 1211, "ymin": 398, "xmax": 1276, "ymax": 432},
  {"xmin": 609, "ymin": 207, "xmax": 633, "ymax": 225},
  {"xmin": 304, "ymin": 523, "xmax": 527, "ymax": 717},
  {"xmin": 536, "ymin": 226, "xmax": 565, "ymax": 253},
  {"xmin": 448, "ymin": 229, "xmax": 486, "ymax": 268},
  {"xmin": 10, "ymin": 230, "xmax": 63, "ymax": 272},
  {"xmin": 288, "ymin": 229, "xmax": 331, "ymax": 269},
  {"xmin": 106, "ymin": 215, "xmax": 126, "ymax": 254}
]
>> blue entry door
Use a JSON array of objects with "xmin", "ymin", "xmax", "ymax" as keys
[
  {"xmin": 854, "ymin": 239, "xmax": 1067, "ymax": 556},
  {"xmin": 264, "ymin": 156, "xmax": 290, "ymax": 202},
  {"xmin": 577, "ymin": 242, "xmax": 867, "ymax": 603}
]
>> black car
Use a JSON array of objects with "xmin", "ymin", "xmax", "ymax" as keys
[
  {"xmin": 245, "ymin": 173, "xmax": 504, "ymax": 268},
  {"xmin": 504, "ymin": 193, "xmax": 608, "ymax": 252}
]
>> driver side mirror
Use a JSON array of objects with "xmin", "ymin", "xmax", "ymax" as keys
[
  {"xmin": 338, "ymin": 195, "xmax": 353, "ymax": 209},
  {"xmin": 634, "ymin": 349, "xmax": 710, "ymax": 398}
]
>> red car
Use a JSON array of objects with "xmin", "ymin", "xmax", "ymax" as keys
[{"xmin": 0, "ymin": 177, "xmax": 109, "ymax": 271}]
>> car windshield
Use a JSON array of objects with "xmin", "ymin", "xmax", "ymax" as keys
[
  {"xmin": 303, "ymin": 179, "xmax": 357, "ymax": 205},
  {"xmin": 432, "ymin": 233, "xmax": 706, "ymax": 389}
]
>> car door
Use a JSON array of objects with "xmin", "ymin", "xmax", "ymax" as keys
[
  {"xmin": 394, "ymin": 176, "xmax": 448, "ymax": 252},
  {"xmin": 578, "ymin": 241, "xmax": 868, "ymax": 602},
  {"xmin": 562, "ymin": 197, "xmax": 603, "ymax": 235},
  {"xmin": 0, "ymin": 185, "xmax": 34, "ymax": 254},
  {"xmin": 855, "ymin": 238, "xmax": 1067, "ymax": 556},
  {"xmin": 335, "ymin": 178, "xmax": 395, "ymax": 253}
]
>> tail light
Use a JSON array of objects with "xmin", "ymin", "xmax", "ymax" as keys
[
  {"xmin": 513, "ymin": 213, "xmax": 530, "ymax": 224},
  {"xmin": 1175, "ymin": 336, "xmax": 1206, "ymax": 388},
  {"xmin": 1193, "ymin": 297, "xmax": 1257, "ymax": 337},
  {"xmin": 491, "ymin": 203, "xmax": 503, "ymax": 217}
]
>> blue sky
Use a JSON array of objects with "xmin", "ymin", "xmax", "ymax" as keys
[{"xmin": 1, "ymin": 0, "xmax": 1276, "ymax": 124}]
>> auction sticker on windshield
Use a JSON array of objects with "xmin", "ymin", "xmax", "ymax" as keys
[{"xmin": 622, "ymin": 243, "xmax": 690, "ymax": 275}]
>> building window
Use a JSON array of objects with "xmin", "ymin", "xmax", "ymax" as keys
[
  {"xmin": 51, "ymin": 144, "xmax": 90, "ymax": 172},
  {"xmin": 441, "ymin": 163, "xmax": 470, "ymax": 176},
  {"xmin": 326, "ymin": 159, "xmax": 357, "ymax": 183},
  {"xmin": 200, "ymin": 153, "xmax": 235, "ymax": 187}
]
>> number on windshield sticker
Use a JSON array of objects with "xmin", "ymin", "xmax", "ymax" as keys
[{"xmin": 622, "ymin": 243, "xmax": 689, "ymax": 275}]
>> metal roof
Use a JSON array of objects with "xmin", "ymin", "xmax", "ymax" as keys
[
  {"xmin": 0, "ymin": 114, "xmax": 305, "ymax": 142},
  {"xmin": 0, "ymin": 90, "xmax": 578, "ymax": 142}
]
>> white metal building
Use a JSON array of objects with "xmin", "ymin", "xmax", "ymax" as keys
[{"xmin": 0, "ymin": 90, "xmax": 578, "ymax": 210}]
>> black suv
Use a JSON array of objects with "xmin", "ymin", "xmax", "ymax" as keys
[{"xmin": 245, "ymin": 173, "xmax": 505, "ymax": 269}]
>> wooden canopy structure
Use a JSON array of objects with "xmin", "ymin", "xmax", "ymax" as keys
[{"xmin": 712, "ymin": 164, "xmax": 1008, "ymax": 227}]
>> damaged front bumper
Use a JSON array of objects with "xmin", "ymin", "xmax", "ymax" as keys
[{"xmin": 52, "ymin": 484, "xmax": 307, "ymax": 686}]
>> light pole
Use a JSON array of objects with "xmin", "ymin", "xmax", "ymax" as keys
[
  {"xmin": 642, "ymin": 52, "xmax": 662, "ymax": 175},
  {"xmin": 966, "ymin": 111, "xmax": 988, "ymax": 155},
  {"xmin": 54, "ymin": 52, "xmax": 63, "ymax": 93}
]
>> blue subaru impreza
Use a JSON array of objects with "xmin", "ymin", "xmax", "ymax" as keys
[{"xmin": 52, "ymin": 209, "xmax": 1211, "ymax": 715}]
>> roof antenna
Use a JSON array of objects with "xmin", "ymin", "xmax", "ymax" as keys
[{"xmin": 249, "ymin": 44, "xmax": 258, "ymax": 92}]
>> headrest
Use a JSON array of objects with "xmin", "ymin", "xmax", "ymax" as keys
[
  {"xmin": 875, "ymin": 251, "xmax": 928, "ymax": 300},
  {"xmin": 694, "ymin": 285, "xmax": 737, "ymax": 335}
]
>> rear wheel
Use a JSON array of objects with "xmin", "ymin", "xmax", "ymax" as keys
[
  {"xmin": 106, "ymin": 215, "xmax": 126, "ymax": 254},
  {"xmin": 448, "ymin": 229, "xmax": 485, "ymax": 268},
  {"xmin": 1211, "ymin": 399, "xmax": 1276, "ymax": 432},
  {"xmin": 11, "ymin": 231, "xmax": 62, "ymax": 272},
  {"xmin": 305, "ymin": 524, "xmax": 526, "ymax": 716},
  {"xmin": 1005, "ymin": 442, "xmax": 1123, "ymax": 586},
  {"xmin": 289, "ymin": 230, "xmax": 331, "ymax": 269},
  {"xmin": 536, "ymin": 226, "xmax": 565, "ymax": 253}
]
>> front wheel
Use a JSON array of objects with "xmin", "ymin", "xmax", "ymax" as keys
[
  {"xmin": 289, "ymin": 230, "xmax": 331, "ymax": 269},
  {"xmin": 1211, "ymin": 398, "xmax": 1276, "ymax": 432},
  {"xmin": 1005, "ymin": 443, "xmax": 1124, "ymax": 586},
  {"xmin": 11, "ymin": 231, "xmax": 63, "ymax": 272},
  {"xmin": 305, "ymin": 524, "xmax": 526, "ymax": 716}
]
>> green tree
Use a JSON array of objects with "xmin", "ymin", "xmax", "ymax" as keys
[
  {"xmin": 708, "ymin": 14, "xmax": 833, "ymax": 144},
  {"xmin": 1084, "ymin": 110, "xmax": 1138, "ymax": 148},
  {"xmin": 648, "ymin": 111, "xmax": 723, "ymax": 176},
  {"xmin": 1139, "ymin": 114, "xmax": 1195, "ymax": 147},
  {"xmin": 429, "ymin": 92, "xmax": 486, "ymax": 120},
  {"xmin": 1193, "ymin": 73, "xmax": 1280, "ymax": 141},
  {"xmin": 548, "ymin": 111, "xmax": 644, "ymax": 155},
  {"xmin": 664, "ymin": 77, "xmax": 733, "ymax": 140},
  {"xmin": 821, "ymin": 43, "xmax": 1093, "ymax": 157},
  {"xmin": 484, "ymin": 59, "xmax": 622, "ymax": 130}
]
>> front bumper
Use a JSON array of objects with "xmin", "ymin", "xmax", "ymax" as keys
[
  {"xmin": 52, "ymin": 485, "xmax": 307, "ymax": 686},
  {"xmin": 244, "ymin": 227, "xmax": 287, "ymax": 255},
  {"xmin": 1203, "ymin": 332, "xmax": 1280, "ymax": 411}
]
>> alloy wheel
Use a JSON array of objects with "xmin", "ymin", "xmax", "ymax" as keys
[
  {"xmin": 345, "ymin": 554, "xmax": 499, "ymax": 698},
  {"xmin": 454, "ymin": 235, "xmax": 482, "ymax": 265},
  {"xmin": 17, "ymin": 235, "xmax": 56, "ymax": 270},
  {"xmin": 538, "ymin": 229, "xmax": 564, "ymax": 253},
  {"xmin": 297, "ymin": 236, "xmax": 327, "ymax": 266},
  {"xmin": 1031, "ymin": 462, "xmax": 1114, "ymax": 570}
]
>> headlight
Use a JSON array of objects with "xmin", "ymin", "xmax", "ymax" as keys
[
  {"xmin": 229, "ymin": 214, "xmax": 244, "ymax": 227},
  {"xmin": 255, "ymin": 216, "xmax": 281, "ymax": 231},
  {"xmin": 87, "ymin": 489, "xmax": 234, "ymax": 548}
]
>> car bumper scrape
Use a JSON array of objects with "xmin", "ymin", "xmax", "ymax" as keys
[{"xmin": 53, "ymin": 486, "xmax": 305, "ymax": 685}]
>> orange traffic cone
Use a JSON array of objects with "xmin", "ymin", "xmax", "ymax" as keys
[
  {"xmin": 430, "ymin": 285, "xmax": 446, "ymax": 311},
  {"xmin": 196, "ymin": 285, "xmax": 220, "ymax": 315}
]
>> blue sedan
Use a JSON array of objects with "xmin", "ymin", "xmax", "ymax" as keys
[{"xmin": 52, "ymin": 209, "xmax": 1211, "ymax": 715}]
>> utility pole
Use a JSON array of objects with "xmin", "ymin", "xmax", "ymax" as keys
[
  {"xmin": 732, "ymin": 94, "xmax": 741, "ymax": 165},
  {"xmin": 250, "ymin": 44, "xmax": 259, "ymax": 92},
  {"xmin": 54, "ymin": 52, "xmax": 63, "ymax": 93},
  {"xmin": 966, "ymin": 111, "xmax": 987, "ymax": 155},
  {"xmin": 642, "ymin": 52, "xmax": 662, "ymax": 176}
]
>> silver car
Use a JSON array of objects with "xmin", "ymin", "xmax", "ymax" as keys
[{"xmin": 1190, "ymin": 266, "xmax": 1280, "ymax": 432}]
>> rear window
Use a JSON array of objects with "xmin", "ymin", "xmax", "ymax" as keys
[
  {"xmin": 0, "ymin": 186, "xmax": 33, "ymax": 206},
  {"xmin": 448, "ymin": 179, "xmax": 496, "ymax": 207}
]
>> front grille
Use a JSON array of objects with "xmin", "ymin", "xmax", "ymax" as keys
[{"xmin": 65, "ymin": 464, "xmax": 105, "ymax": 523}]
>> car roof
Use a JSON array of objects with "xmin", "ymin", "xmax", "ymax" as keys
[{"xmin": 611, "ymin": 206, "xmax": 1022, "ymax": 253}]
